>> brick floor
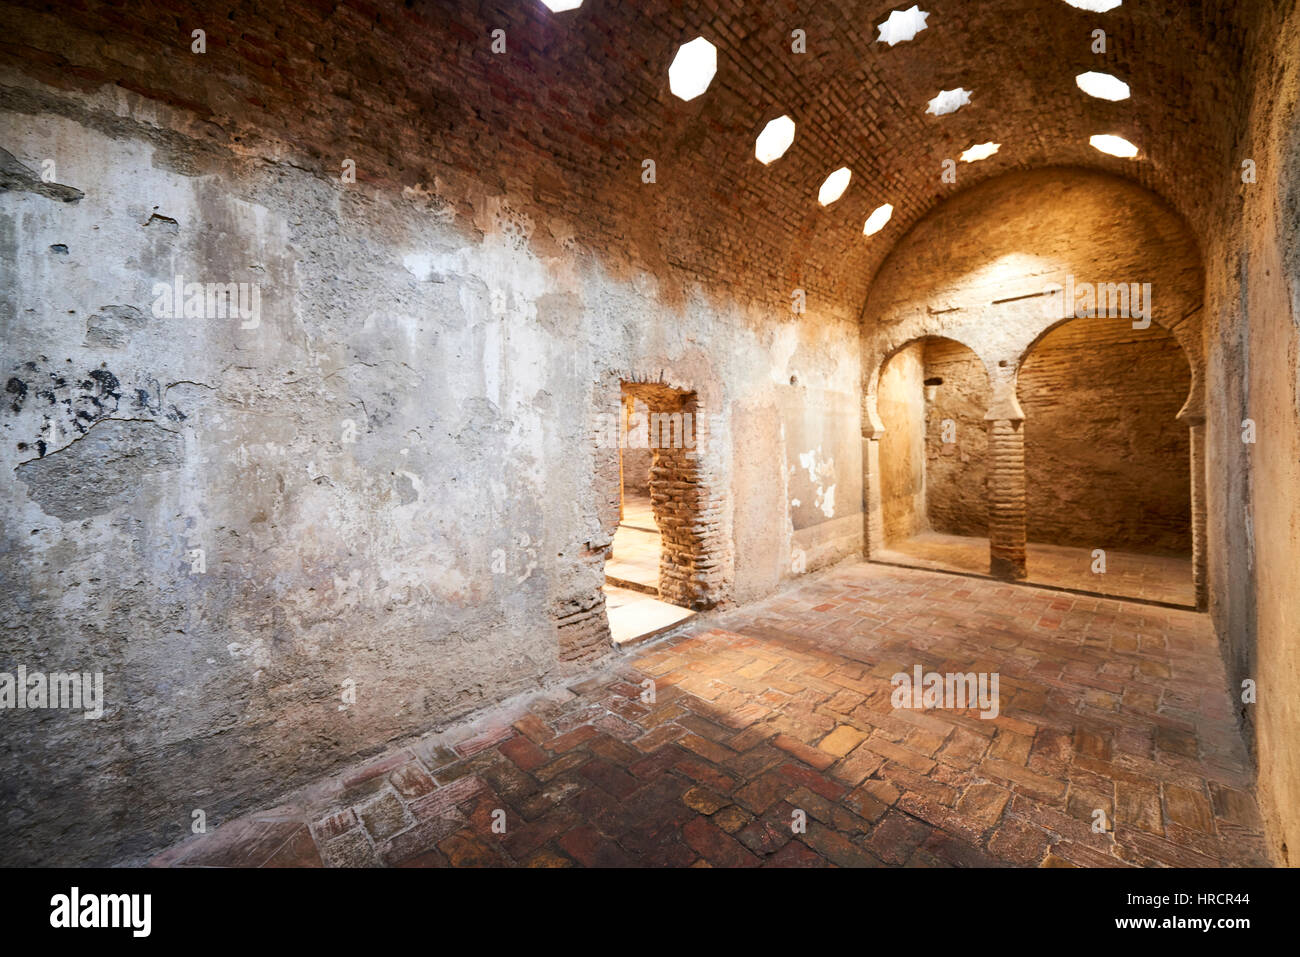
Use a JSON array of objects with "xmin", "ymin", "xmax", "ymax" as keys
[
  {"xmin": 875, "ymin": 532, "xmax": 1195, "ymax": 607},
  {"xmin": 151, "ymin": 562, "xmax": 1271, "ymax": 868}
]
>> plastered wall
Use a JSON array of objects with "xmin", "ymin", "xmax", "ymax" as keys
[
  {"xmin": 1202, "ymin": 1, "xmax": 1300, "ymax": 866},
  {"xmin": 0, "ymin": 75, "xmax": 862, "ymax": 865}
]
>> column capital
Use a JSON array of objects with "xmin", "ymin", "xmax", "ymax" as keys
[
  {"xmin": 862, "ymin": 393, "xmax": 885, "ymax": 440},
  {"xmin": 1176, "ymin": 368, "xmax": 1206, "ymax": 425},
  {"xmin": 984, "ymin": 380, "xmax": 1025, "ymax": 423}
]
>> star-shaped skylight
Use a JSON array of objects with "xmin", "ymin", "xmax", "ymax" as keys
[
  {"xmin": 755, "ymin": 116, "xmax": 797, "ymax": 164},
  {"xmin": 960, "ymin": 142, "xmax": 1000, "ymax": 163},
  {"xmin": 876, "ymin": 6, "xmax": 930, "ymax": 46},
  {"xmin": 818, "ymin": 167, "xmax": 852, "ymax": 205},
  {"xmin": 1090, "ymin": 134, "xmax": 1138, "ymax": 157},
  {"xmin": 668, "ymin": 37, "xmax": 718, "ymax": 101},
  {"xmin": 926, "ymin": 88, "xmax": 971, "ymax": 116},
  {"xmin": 1075, "ymin": 72, "xmax": 1130, "ymax": 101},
  {"xmin": 863, "ymin": 204, "xmax": 894, "ymax": 236}
]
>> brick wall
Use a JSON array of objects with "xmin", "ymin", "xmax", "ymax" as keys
[
  {"xmin": 0, "ymin": 0, "xmax": 1293, "ymax": 869},
  {"xmin": 1019, "ymin": 317, "xmax": 1191, "ymax": 554},
  {"xmin": 878, "ymin": 337, "xmax": 990, "ymax": 541},
  {"xmin": 622, "ymin": 381, "xmax": 727, "ymax": 610},
  {"xmin": 0, "ymin": 0, "xmax": 1265, "ymax": 321},
  {"xmin": 922, "ymin": 338, "xmax": 989, "ymax": 537},
  {"xmin": 860, "ymin": 167, "xmax": 1208, "ymax": 579},
  {"xmin": 1201, "ymin": 0, "xmax": 1300, "ymax": 866},
  {"xmin": 0, "ymin": 39, "xmax": 855, "ymax": 864}
]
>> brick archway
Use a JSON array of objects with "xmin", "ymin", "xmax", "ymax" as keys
[
  {"xmin": 1013, "ymin": 315, "xmax": 1204, "ymax": 606},
  {"xmin": 871, "ymin": 335, "xmax": 992, "ymax": 553}
]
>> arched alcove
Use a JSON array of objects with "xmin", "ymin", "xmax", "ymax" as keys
[
  {"xmin": 875, "ymin": 336, "xmax": 991, "ymax": 571},
  {"xmin": 1017, "ymin": 316, "xmax": 1195, "ymax": 604},
  {"xmin": 861, "ymin": 167, "xmax": 1208, "ymax": 603}
]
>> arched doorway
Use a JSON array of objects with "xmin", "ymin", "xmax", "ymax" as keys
[
  {"xmin": 874, "ymin": 336, "xmax": 992, "ymax": 574},
  {"xmin": 859, "ymin": 168, "xmax": 1210, "ymax": 607},
  {"xmin": 1016, "ymin": 316, "xmax": 1195, "ymax": 605}
]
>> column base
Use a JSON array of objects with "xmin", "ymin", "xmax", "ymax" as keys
[{"xmin": 989, "ymin": 553, "xmax": 1027, "ymax": 580}]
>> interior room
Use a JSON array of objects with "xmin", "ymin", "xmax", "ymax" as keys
[{"xmin": 1, "ymin": 0, "xmax": 1297, "ymax": 872}]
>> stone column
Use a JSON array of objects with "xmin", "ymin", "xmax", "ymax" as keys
[
  {"xmin": 1179, "ymin": 412, "xmax": 1208, "ymax": 611},
  {"xmin": 985, "ymin": 380, "xmax": 1027, "ymax": 580},
  {"xmin": 1176, "ymin": 368, "xmax": 1208, "ymax": 611},
  {"xmin": 1188, "ymin": 423, "xmax": 1208, "ymax": 610},
  {"xmin": 862, "ymin": 392, "xmax": 886, "ymax": 558},
  {"xmin": 637, "ymin": 386, "xmax": 725, "ymax": 611}
]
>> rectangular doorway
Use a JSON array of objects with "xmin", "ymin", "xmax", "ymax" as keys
[{"xmin": 602, "ymin": 384, "xmax": 696, "ymax": 646}]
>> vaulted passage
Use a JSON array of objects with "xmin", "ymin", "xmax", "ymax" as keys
[
  {"xmin": 863, "ymin": 170, "xmax": 1211, "ymax": 609},
  {"xmin": 2, "ymin": 0, "xmax": 1298, "ymax": 873},
  {"xmin": 603, "ymin": 381, "xmax": 707, "ymax": 645},
  {"xmin": 872, "ymin": 317, "xmax": 1198, "ymax": 607}
]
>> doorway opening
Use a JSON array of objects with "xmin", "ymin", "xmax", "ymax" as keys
[
  {"xmin": 606, "ymin": 393, "xmax": 659, "ymax": 594},
  {"xmin": 1017, "ymin": 316, "xmax": 1195, "ymax": 605},
  {"xmin": 601, "ymin": 381, "xmax": 703, "ymax": 646},
  {"xmin": 872, "ymin": 336, "xmax": 993, "ymax": 574}
]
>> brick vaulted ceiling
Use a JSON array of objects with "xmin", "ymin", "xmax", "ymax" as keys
[{"xmin": 0, "ymin": 0, "xmax": 1269, "ymax": 319}]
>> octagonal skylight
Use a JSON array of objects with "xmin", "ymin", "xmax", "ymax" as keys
[
  {"xmin": 926, "ymin": 88, "xmax": 971, "ymax": 116},
  {"xmin": 818, "ymin": 167, "xmax": 852, "ymax": 205},
  {"xmin": 1076, "ymin": 71, "xmax": 1130, "ymax": 101},
  {"xmin": 1063, "ymin": 0, "xmax": 1121, "ymax": 11},
  {"xmin": 960, "ymin": 141, "xmax": 1000, "ymax": 163},
  {"xmin": 1090, "ymin": 133, "xmax": 1139, "ymax": 158},
  {"xmin": 668, "ymin": 37, "xmax": 717, "ymax": 101},
  {"xmin": 876, "ymin": 5, "xmax": 930, "ymax": 45},
  {"xmin": 756, "ymin": 115, "xmax": 796, "ymax": 164},
  {"xmin": 540, "ymin": 0, "xmax": 583, "ymax": 11},
  {"xmin": 863, "ymin": 203, "xmax": 894, "ymax": 236}
]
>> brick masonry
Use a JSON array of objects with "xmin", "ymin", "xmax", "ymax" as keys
[
  {"xmin": 986, "ymin": 418, "xmax": 1028, "ymax": 580},
  {"xmin": 0, "ymin": 0, "xmax": 1264, "ymax": 315},
  {"xmin": 878, "ymin": 337, "xmax": 990, "ymax": 541},
  {"xmin": 878, "ymin": 326, "xmax": 1191, "ymax": 556},
  {"xmin": 922, "ymin": 338, "xmax": 990, "ymax": 537},
  {"xmin": 1020, "ymin": 318, "xmax": 1191, "ymax": 554},
  {"xmin": 860, "ymin": 168, "xmax": 1208, "ymax": 589},
  {"xmin": 149, "ymin": 561, "xmax": 1274, "ymax": 868},
  {"xmin": 0, "ymin": 0, "xmax": 1296, "ymax": 867}
]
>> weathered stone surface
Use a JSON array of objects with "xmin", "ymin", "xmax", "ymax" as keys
[
  {"xmin": 16, "ymin": 418, "xmax": 184, "ymax": 520},
  {"xmin": 0, "ymin": 0, "xmax": 1296, "ymax": 871},
  {"xmin": 0, "ymin": 36, "xmax": 862, "ymax": 864}
]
